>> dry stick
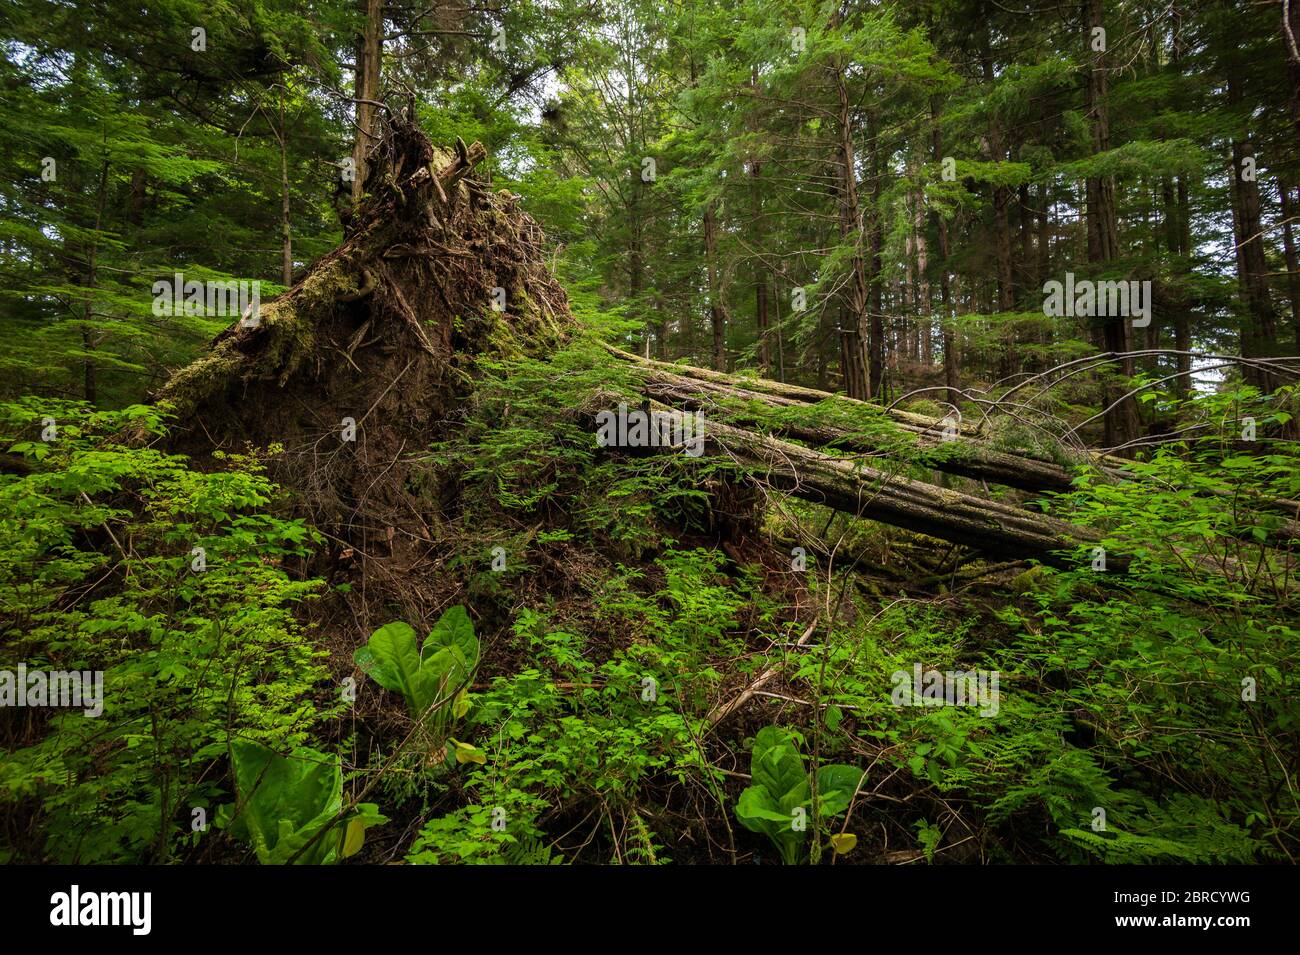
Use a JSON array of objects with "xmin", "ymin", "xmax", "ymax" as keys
[
  {"xmin": 997, "ymin": 350, "xmax": 1299, "ymax": 404},
  {"xmin": 706, "ymin": 618, "xmax": 819, "ymax": 728},
  {"xmin": 706, "ymin": 594, "xmax": 912, "ymax": 730},
  {"xmin": 79, "ymin": 491, "xmax": 131, "ymax": 569},
  {"xmin": 1066, "ymin": 360, "xmax": 1245, "ymax": 446}
]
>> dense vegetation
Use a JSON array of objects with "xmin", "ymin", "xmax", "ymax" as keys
[{"xmin": 1, "ymin": 0, "xmax": 1298, "ymax": 866}]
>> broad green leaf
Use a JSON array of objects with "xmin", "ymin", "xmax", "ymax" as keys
[
  {"xmin": 751, "ymin": 726, "xmax": 805, "ymax": 801},
  {"xmin": 815, "ymin": 764, "xmax": 864, "ymax": 818},
  {"xmin": 736, "ymin": 785, "xmax": 787, "ymax": 832},
  {"xmin": 226, "ymin": 740, "xmax": 343, "ymax": 866},
  {"xmin": 423, "ymin": 605, "xmax": 478, "ymax": 668},
  {"xmin": 355, "ymin": 622, "xmax": 421, "ymax": 698}
]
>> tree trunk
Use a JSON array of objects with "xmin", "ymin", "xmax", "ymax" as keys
[
  {"xmin": 1282, "ymin": 183, "xmax": 1300, "ymax": 354},
  {"xmin": 1284, "ymin": 0, "xmax": 1300, "ymax": 156},
  {"xmin": 633, "ymin": 362, "xmax": 1300, "ymax": 543},
  {"xmin": 279, "ymin": 92, "xmax": 293, "ymax": 286},
  {"xmin": 914, "ymin": 186, "xmax": 932, "ymax": 365},
  {"xmin": 749, "ymin": 68, "xmax": 771, "ymax": 374},
  {"xmin": 351, "ymin": 0, "xmax": 384, "ymax": 203},
  {"xmin": 81, "ymin": 157, "xmax": 110, "ymax": 405},
  {"xmin": 1083, "ymin": 0, "xmax": 1139, "ymax": 452},
  {"xmin": 1227, "ymin": 71, "xmax": 1279, "ymax": 390},
  {"xmin": 1018, "ymin": 182, "xmax": 1033, "ymax": 305},
  {"xmin": 604, "ymin": 341, "xmax": 977, "ymax": 433},
  {"xmin": 703, "ymin": 201, "xmax": 726, "ymax": 372},
  {"xmin": 982, "ymin": 13, "xmax": 1016, "ymax": 381},
  {"xmin": 1035, "ymin": 182, "xmax": 1053, "ymax": 372},
  {"xmin": 1163, "ymin": 175, "xmax": 1193, "ymax": 398},
  {"xmin": 832, "ymin": 50, "xmax": 870, "ymax": 399},
  {"xmin": 932, "ymin": 98, "xmax": 960, "ymax": 405},
  {"xmin": 698, "ymin": 416, "xmax": 1107, "ymax": 567},
  {"xmin": 867, "ymin": 110, "xmax": 885, "ymax": 398}
]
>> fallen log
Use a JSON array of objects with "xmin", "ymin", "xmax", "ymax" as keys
[
  {"xmin": 702, "ymin": 416, "xmax": 1106, "ymax": 568},
  {"xmin": 603, "ymin": 342, "xmax": 982, "ymax": 437},
  {"xmin": 616, "ymin": 401, "xmax": 1299, "ymax": 588},
  {"xmin": 624, "ymin": 351, "xmax": 1300, "ymax": 545},
  {"xmin": 582, "ymin": 389, "xmax": 1084, "ymax": 561},
  {"xmin": 640, "ymin": 372, "xmax": 1084, "ymax": 494}
]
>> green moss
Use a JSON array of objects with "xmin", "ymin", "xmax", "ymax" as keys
[{"xmin": 154, "ymin": 346, "xmax": 244, "ymax": 418}]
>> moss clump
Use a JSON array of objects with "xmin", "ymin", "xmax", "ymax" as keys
[{"xmin": 154, "ymin": 347, "xmax": 244, "ymax": 419}]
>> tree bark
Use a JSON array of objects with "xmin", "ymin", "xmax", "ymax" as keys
[
  {"xmin": 981, "ymin": 11, "xmax": 1017, "ymax": 381},
  {"xmin": 699, "ymin": 416, "xmax": 1107, "ymax": 567},
  {"xmin": 703, "ymin": 200, "xmax": 726, "ymax": 371},
  {"xmin": 1284, "ymin": 0, "xmax": 1300, "ymax": 157},
  {"xmin": 1227, "ymin": 70, "xmax": 1279, "ymax": 391},
  {"xmin": 1083, "ymin": 0, "xmax": 1139, "ymax": 452},
  {"xmin": 641, "ymin": 373, "xmax": 1094, "ymax": 494},
  {"xmin": 1282, "ymin": 183, "xmax": 1300, "ymax": 354},
  {"xmin": 603, "ymin": 341, "xmax": 975, "ymax": 434},
  {"xmin": 932, "ymin": 96, "xmax": 960, "ymax": 405},
  {"xmin": 1163, "ymin": 175, "xmax": 1193, "ymax": 398},
  {"xmin": 351, "ymin": 0, "xmax": 384, "ymax": 203},
  {"xmin": 279, "ymin": 92, "xmax": 293, "ymax": 286},
  {"xmin": 914, "ymin": 186, "xmax": 932, "ymax": 365},
  {"xmin": 749, "ymin": 67, "xmax": 771, "ymax": 374},
  {"xmin": 831, "ymin": 44, "xmax": 870, "ymax": 399},
  {"xmin": 867, "ymin": 110, "xmax": 885, "ymax": 398}
]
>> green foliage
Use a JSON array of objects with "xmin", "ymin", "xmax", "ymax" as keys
[
  {"xmin": 405, "ymin": 801, "xmax": 561, "ymax": 866},
  {"xmin": 4, "ymin": 0, "xmax": 1299, "ymax": 872},
  {"xmin": 355, "ymin": 606, "xmax": 480, "ymax": 738},
  {"xmin": 219, "ymin": 740, "xmax": 386, "ymax": 865},
  {"xmin": 0, "ymin": 401, "xmax": 338, "ymax": 863},
  {"xmin": 735, "ymin": 726, "xmax": 864, "ymax": 865}
]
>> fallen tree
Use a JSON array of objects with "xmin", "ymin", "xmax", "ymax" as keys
[
  {"xmin": 639, "ymin": 370, "xmax": 1087, "ymax": 494},
  {"xmin": 639, "ymin": 370, "xmax": 1300, "ymax": 546},
  {"xmin": 702, "ymin": 415, "xmax": 1107, "ymax": 568},
  {"xmin": 602, "ymin": 342, "xmax": 985, "ymax": 437},
  {"xmin": 612, "ymin": 347, "xmax": 1300, "ymax": 545},
  {"xmin": 154, "ymin": 108, "xmax": 1291, "ymax": 610},
  {"xmin": 153, "ymin": 108, "xmax": 575, "ymax": 628}
]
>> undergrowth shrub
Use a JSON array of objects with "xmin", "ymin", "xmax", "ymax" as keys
[{"xmin": 0, "ymin": 400, "xmax": 341, "ymax": 863}]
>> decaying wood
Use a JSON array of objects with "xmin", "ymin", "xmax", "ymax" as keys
[
  {"xmin": 640, "ymin": 371, "xmax": 1087, "ymax": 494},
  {"xmin": 604, "ymin": 342, "xmax": 982, "ymax": 437},
  {"xmin": 706, "ymin": 618, "xmax": 818, "ymax": 727},
  {"xmin": 620, "ymin": 348, "xmax": 1300, "ymax": 544},
  {"xmin": 703, "ymin": 416, "xmax": 1106, "ymax": 567}
]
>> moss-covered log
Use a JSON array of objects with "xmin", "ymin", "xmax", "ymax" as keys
[
  {"xmin": 702, "ymin": 417, "xmax": 1105, "ymax": 568},
  {"xmin": 640, "ymin": 372, "xmax": 1085, "ymax": 494},
  {"xmin": 624, "ymin": 350, "xmax": 1300, "ymax": 545}
]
